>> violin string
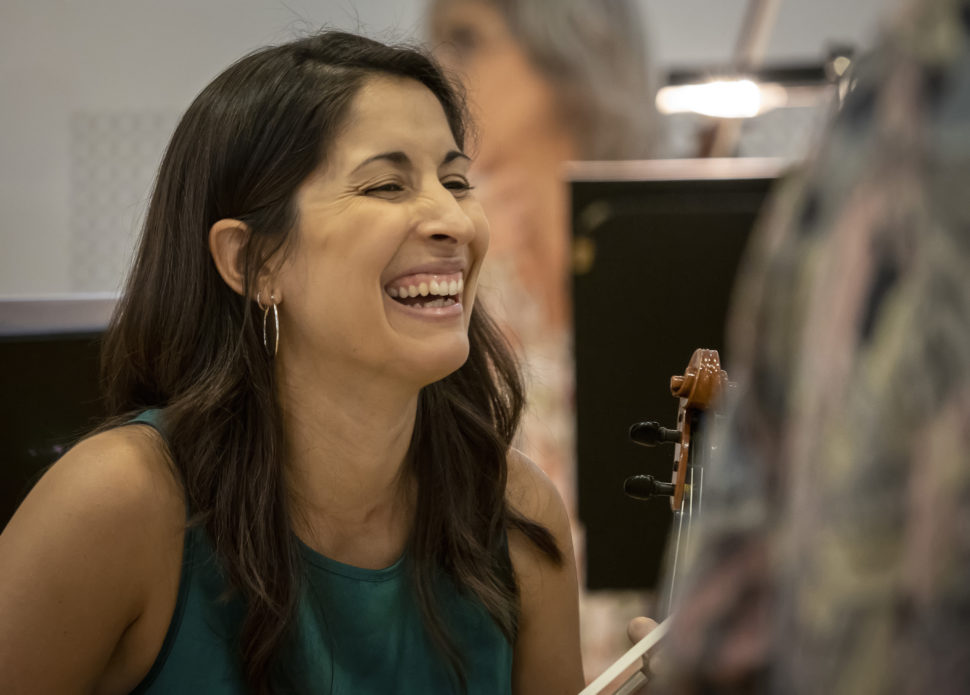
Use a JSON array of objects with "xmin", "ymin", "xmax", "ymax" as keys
[
  {"xmin": 668, "ymin": 420, "xmax": 705, "ymax": 618},
  {"xmin": 686, "ymin": 466, "xmax": 694, "ymax": 567},
  {"xmin": 666, "ymin": 489, "xmax": 687, "ymax": 617}
]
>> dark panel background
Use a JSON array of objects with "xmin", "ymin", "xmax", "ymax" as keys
[
  {"xmin": 571, "ymin": 176, "xmax": 775, "ymax": 590},
  {"xmin": 0, "ymin": 334, "xmax": 106, "ymax": 528}
]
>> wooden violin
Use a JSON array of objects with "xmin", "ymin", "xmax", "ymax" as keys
[{"xmin": 579, "ymin": 349, "xmax": 729, "ymax": 695}]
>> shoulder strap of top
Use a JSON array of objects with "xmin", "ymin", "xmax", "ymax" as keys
[
  {"xmin": 126, "ymin": 408, "xmax": 186, "ymax": 515},
  {"xmin": 128, "ymin": 408, "xmax": 169, "ymax": 443}
]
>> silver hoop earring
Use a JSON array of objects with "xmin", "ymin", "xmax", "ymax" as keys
[{"xmin": 256, "ymin": 291, "xmax": 279, "ymax": 358}]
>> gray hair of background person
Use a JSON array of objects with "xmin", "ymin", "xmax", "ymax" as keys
[{"xmin": 434, "ymin": 0, "xmax": 657, "ymax": 159}]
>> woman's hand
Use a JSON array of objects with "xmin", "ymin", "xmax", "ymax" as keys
[
  {"xmin": 627, "ymin": 616, "xmax": 659, "ymax": 643},
  {"xmin": 626, "ymin": 616, "xmax": 661, "ymax": 693}
]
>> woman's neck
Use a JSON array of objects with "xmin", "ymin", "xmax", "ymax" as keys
[{"xmin": 276, "ymin": 359, "xmax": 420, "ymax": 566}]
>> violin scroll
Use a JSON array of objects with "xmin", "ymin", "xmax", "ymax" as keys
[
  {"xmin": 625, "ymin": 348, "xmax": 728, "ymax": 511},
  {"xmin": 669, "ymin": 348, "xmax": 728, "ymax": 409}
]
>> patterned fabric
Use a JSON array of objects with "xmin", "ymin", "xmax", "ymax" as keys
[{"xmin": 658, "ymin": 0, "xmax": 970, "ymax": 692}]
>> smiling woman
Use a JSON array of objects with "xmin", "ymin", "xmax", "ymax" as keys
[{"xmin": 0, "ymin": 32, "xmax": 583, "ymax": 695}]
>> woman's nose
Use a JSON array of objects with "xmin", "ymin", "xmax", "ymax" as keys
[{"xmin": 415, "ymin": 184, "xmax": 477, "ymax": 244}]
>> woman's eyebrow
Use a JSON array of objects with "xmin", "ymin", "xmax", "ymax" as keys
[
  {"xmin": 351, "ymin": 149, "xmax": 470, "ymax": 174},
  {"xmin": 442, "ymin": 150, "xmax": 471, "ymax": 166},
  {"xmin": 351, "ymin": 151, "xmax": 411, "ymax": 173}
]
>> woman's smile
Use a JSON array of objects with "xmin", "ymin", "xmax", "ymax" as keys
[{"xmin": 384, "ymin": 270, "xmax": 466, "ymax": 317}]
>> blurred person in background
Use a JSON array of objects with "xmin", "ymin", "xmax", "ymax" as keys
[
  {"xmin": 428, "ymin": 0, "xmax": 658, "ymax": 674},
  {"xmin": 627, "ymin": 0, "xmax": 970, "ymax": 691}
]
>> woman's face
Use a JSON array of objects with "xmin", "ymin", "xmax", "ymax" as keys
[{"xmin": 273, "ymin": 75, "xmax": 489, "ymax": 389}]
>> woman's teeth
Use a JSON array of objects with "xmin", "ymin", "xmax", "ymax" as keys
[
  {"xmin": 418, "ymin": 296, "xmax": 457, "ymax": 308},
  {"xmin": 387, "ymin": 277, "xmax": 463, "ymax": 299}
]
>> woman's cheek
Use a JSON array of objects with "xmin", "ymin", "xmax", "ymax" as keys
[{"xmin": 468, "ymin": 204, "xmax": 491, "ymax": 253}]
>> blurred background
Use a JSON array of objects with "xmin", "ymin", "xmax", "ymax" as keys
[
  {"xmin": 0, "ymin": 0, "xmax": 893, "ymax": 297},
  {"xmin": 0, "ymin": 0, "xmax": 901, "ymax": 683}
]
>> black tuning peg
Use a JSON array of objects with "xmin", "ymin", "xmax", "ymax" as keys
[
  {"xmin": 624, "ymin": 475, "xmax": 676, "ymax": 500},
  {"xmin": 629, "ymin": 421, "xmax": 680, "ymax": 447}
]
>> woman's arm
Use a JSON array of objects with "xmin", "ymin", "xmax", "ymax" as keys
[
  {"xmin": 0, "ymin": 426, "xmax": 184, "ymax": 694},
  {"xmin": 506, "ymin": 449, "xmax": 585, "ymax": 695}
]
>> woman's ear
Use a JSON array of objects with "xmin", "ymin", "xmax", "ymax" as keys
[{"xmin": 209, "ymin": 219, "xmax": 251, "ymax": 296}]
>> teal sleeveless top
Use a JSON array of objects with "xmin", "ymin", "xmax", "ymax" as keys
[{"xmin": 128, "ymin": 410, "xmax": 513, "ymax": 694}]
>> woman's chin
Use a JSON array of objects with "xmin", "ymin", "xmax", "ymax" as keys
[{"xmin": 406, "ymin": 340, "xmax": 471, "ymax": 388}]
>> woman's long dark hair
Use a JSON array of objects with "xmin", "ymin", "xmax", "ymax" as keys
[{"xmin": 100, "ymin": 31, "xmax": 560, "ymax": 693}]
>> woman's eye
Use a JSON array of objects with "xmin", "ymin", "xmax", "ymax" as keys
[
  {"xmin": 443, "ymin": 179, "xmax": 474, "ymax": 195},
  {"xmin": 442, "ymin": 26, "xmax": 481, "ymax": 62},
  {"xmin": 364, "ymin": 183, "xmax": 405, "ymax": 195}
]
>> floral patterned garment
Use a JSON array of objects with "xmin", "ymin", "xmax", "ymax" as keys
[{"xmin": 657, "ymin": 0, "xmax": 970, "ymax": 692}]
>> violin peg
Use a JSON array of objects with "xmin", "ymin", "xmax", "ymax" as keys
[
  {"xmin": 629, "ymin": 421, "xmax": 680, "ymax": 447},
  {"xmin": 624, "ymin": 475, "xmax": 675, "ymax": 500}
]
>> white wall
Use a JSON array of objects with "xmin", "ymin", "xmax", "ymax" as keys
[
  {"xmin": 0, "ymin": 0, "xmax": 898, "ymax": 296},
  {"xmin": 0, "ymin": 0, "xmax": 427, "ymax": 296}
]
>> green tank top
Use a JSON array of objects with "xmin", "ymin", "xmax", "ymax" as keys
[{"xmin": 128, "ymin": 410, "xmax": 513, "ymax": 694}]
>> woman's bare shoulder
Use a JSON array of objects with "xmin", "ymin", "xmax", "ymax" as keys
[
  {"xmin": 6, "ymin": 422, "xmax": 184, "ymax": 534},
  {"xmin": 505, "ymin": 447, "xmax": 567, "ymax": 531},
  {"xmin": 0, "ymin": 422, "xmax": 185, "ymax": 691},
  {"xmin": 24, "ymin": 423, "xmax": 184, "ymax": 528},
  {"xmin": 504, "ymin": 449, "xmax": 585, "ymax": 693}
]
